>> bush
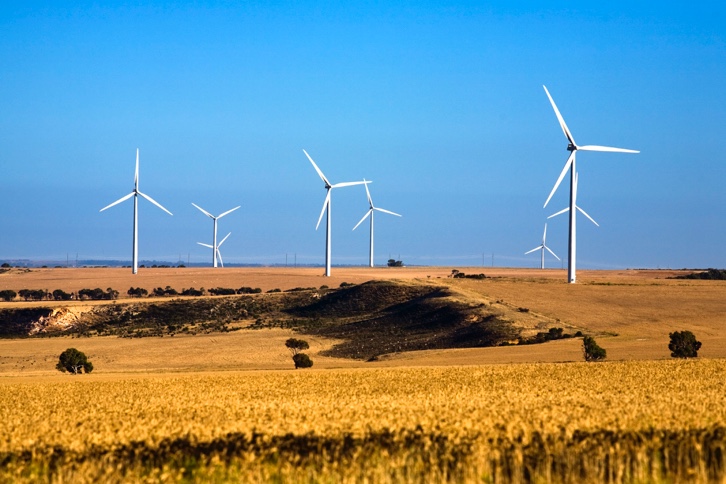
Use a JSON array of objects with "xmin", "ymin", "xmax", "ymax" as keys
[
  {"xmin": 669, "ymin": 331, "xmax": 702, "ymax": 358},
  {"xmin": 79, "ymin": 288, "xmax": 118, "ymax": 300},
  {"xmin": 583, "ymin": 336, "xmax": 607, "ymax": 361},
  {"xmin": 209, "ymin": 287, "xmax": 236, "ymax": 296},
  {"xmin": 153, "ymin": 286, "xmax": 178, "ymax": 297},
  {"xmin": 56, "ymin": 348, "xmax": 93, "ymax": 374},
  {"xmin": 292, "ymin": 353, "xmax": 313, "ymax": 369},
  {"xmin": 0, "ymin": 290, "xmax": 16, "ymax": 302},
  {"xmin": 52, "ymin": 289, "xmax": 73, "ymax": 301},
  {"xmin": 267, "ymin": 288, "xmax": 281, "ymax": 293},
  {"xmin": 237, "ymin": 287, "xmax": 262, "ymax": 294},
  {"xmin": 128, "ymin": 287, "xmax": 148, "ymax": 298},
  {"xmin": 181, "ymin": 287, "xmax": 205, "ymax": 296}
]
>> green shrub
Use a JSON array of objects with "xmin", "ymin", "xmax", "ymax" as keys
[
  {"xmin": 56, "ymin": 348, "xmax": 93, "ymax": 374},
  {"xmin": 583, "ymin": 336, "xmax": 607, "ymax": 361},
  {"xmin": 669, "ymin": 331, "xmax": 702, "ymax": 358},
  {"xmin": 0, "ymin": 290, "xmax": 16, "ymax": 302},
  {"xmin": 292, "ymin": 353, "xmax": 313, "ymax": 369},
  {"xmin": 209, "ymin": 287, "xmax": 236, "ymax": 296}
]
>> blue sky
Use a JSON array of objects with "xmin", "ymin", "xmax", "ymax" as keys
[{"xmin": 1, "ymin": 1, "xmax": 725, "ymax": 269}]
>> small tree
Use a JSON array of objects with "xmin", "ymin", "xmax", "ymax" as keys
[
  {"xmin": 56, "ymin": 348, "xmax": 93, "ymax": 374},
  {"xmin": 583, "ymin": 336, "xmax": 607, "ymax": 361},
  {"xmin": 285, "ymin": 338, "xmax": 310, "ymax": 356},
  {"xmin": 0, "ymin": 289, "xmax": 16, "ymax": 302},
  {"xmin": 285, "ymin": 338, "xmax": 313, "ymax": 369},
  {"xmin": 669, "ymin": 331, "xmax": 702, "ymax": 358},
  {"xmin": 292, "ymin": 353, "xmax": 313, "ymax": 369}
]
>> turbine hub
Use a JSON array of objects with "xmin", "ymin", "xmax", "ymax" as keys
[{"xmin": 567, "ymin": 143, "xmax": 576, "ymax": 152}]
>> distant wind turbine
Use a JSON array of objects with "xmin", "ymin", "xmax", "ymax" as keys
[
  {"xmin": 100, "ymin": 149, "xmax": 172, "ymax": 274},
  {"xmin": 198, "ymin": 232, "xmax": 231, "ymax": 268},
  {"xmin": 303, "ymin": 149, "xmax": 369, "ymax": 277},
  {"xmin": 542, "ymin": 85, "xmax": 638, "ymax": 283},
  {"xmin": 353, "ymin": 179, "xmax": 401, "ymax": 267},
  {"xmin": 525, "ymin": 223, "xmax": 560, "ymax": 270},
  {"xmin": 192, "ymin": 203, "xmax": 240, "ymax": 268}
]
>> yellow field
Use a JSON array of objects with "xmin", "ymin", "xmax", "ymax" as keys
[{"xmin": 1, "ymin": 359, "xmax": 725, "ymax": 482}]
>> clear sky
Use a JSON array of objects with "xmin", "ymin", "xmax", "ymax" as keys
[{"xmin": 1, "ymin": 1, "xmax": 725, "ymax": 269}]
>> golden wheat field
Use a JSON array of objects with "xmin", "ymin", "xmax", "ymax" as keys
[
  {"xmin": 2, "ymin": 267, "xmax": 726, "ymax": 482},
  {"xmin": 1, "ymin": 360, "xmax": 725, "ymax": 482}
]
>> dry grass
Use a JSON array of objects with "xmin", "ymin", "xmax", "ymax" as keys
[
  {"xmin": 1, "ymin": 266, "xmax": 725, "ymax": 370},
  {"xmin": 1, "ymin": 360, "xmax": 725, "ymax": 482}
]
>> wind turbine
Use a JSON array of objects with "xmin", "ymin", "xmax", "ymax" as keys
[
  {"xmin": 541, "ymin": 85, "xmax": 638, "ymax": 283},
  {"xmin": 100, "ymin": 149, "xmax": 172, "ymax": 274},
  {"xmin": 192, "ymin": 203, "xmax": 240, "ymax": 267},
  {"xmin": 303, "ymin": 149, "xmax": 369, "ymax": 277},
  {"xmin": 353, "ymin": 179, "xmax": 401, "ymax": 267},
  {"xmin": 198, "ymin": 232, "xmax": 231, "ymax": 268},
  {"xmin": 525, "ymin": 223, "xmax": 560, "ymax": 269}
]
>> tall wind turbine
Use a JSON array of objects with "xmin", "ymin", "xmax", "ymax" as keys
[
  {"xmin": 192, "ymin": 203, "xmax": 240, "ymax": 267},
  {"xmin": 352, "ymin": 179, "xmax": 401, "ymax": 267},
  {"xmin": 541, "ymin": 85, "xmax": 638, "ymax": 283},
  {"xmin": 303, "ymin": 149, "xmax": 369, "ymax": 277},
  {"xmin": 100, "ymin": 149, "xmax": 173, "ymax": 274},
  {"xmin": 525, "ymin": 223, "xmax": 560, "ymax": 269},
  {"xmin": 198, "ymin": 232, "xmax": 231, "ymax": 268}
]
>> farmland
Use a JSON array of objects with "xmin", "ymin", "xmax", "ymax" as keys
[
  {"xmin": 1, "ymin": 360, "xmax": 725, "ymax": 482},
  {"xmin": 1, "ymin": 266, "xmax": 725, "ymax": 482}
]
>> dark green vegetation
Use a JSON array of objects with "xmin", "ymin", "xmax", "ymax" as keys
[
  {"xmin": 2, "ymin": 427, "xmax": 725, "ymax": 483},
  {"xmin": 286, "ymin": 338, "xmax": 313, "ymax": 368},
  {"xmin": 0, "ymin": 281, "xmax": 542, "ymax": 359},
  {"xmin": 669, "ymin": 330, "xmax": 702, "ymax": 358},
  {"xmin": 583, "ymin": 336, "xmax": 607, "ymax": 361},
  {"xmin": 56, "ymin": 348, "xmax": 93, "ymax": 374},
  {"xmin": 673, "ymin": 268, "xmax": 726, "ymax": 280}
]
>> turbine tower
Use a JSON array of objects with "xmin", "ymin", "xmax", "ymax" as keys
[
  {"xmin": 525, "ymin": 223, "xmax": 560, "ymax": 269},
  {"xmin": 192, "ymin": 203, "xmax": 240, "ymax": 267},
  {"xmin": 303, "ymin": 149, "xmax": 369, "ymax": 277},
  {"xmin": 100, "ymin": 149, "xmax": 173, "ymax": 274},
  {"xmin": 352, "ymin": 179, "xmax": 401, "ymax": 267},
  {"xmin": 541, "ymin": 85, "xmax": 638, "ymax": 283},
  {"xmin": 198, "ymin": 232, "xmax": 231, "ymax": 268}
]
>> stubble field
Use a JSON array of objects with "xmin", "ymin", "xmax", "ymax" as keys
[{"xmin": 1, "ymin": 266, "xmax": 725, "ymax": 482}]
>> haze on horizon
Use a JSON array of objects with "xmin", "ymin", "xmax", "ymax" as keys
[{"xmin": 1, "ymin": 2, "xmax": 724, "ymax": 270}]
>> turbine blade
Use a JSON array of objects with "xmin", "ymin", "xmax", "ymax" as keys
[
  {"xmin": 545, "ymin": 245, "xmax": 561, "ymax": 260},
  {"xmin": 332, "ymin": 180, "xmax": 369, "ymax": 188},
  {"xmin": 577, "ymin": 206, "xmax": 600, "ymax": 227},
  {"xmin": 543, "ymin": 151, "xmax": 575, "ymax": 208},
  {"xmin": 578, "ymin": 145, "xmax": 639, "ymax": 154},
  {"xmin": 134, "ymin": 149, "xmax": 139, "ymax": 190},
  {"xmin": 363, "ymin": 179, "xmax": 373, "ymax": 207},
  {"xmin": 543, "ymin": 223, "xmax": 548, "ymax": 242},
  {"xmin": 217, "ymin": 206, "xmax": 241, "ymax": 219},
  {"xmin": 316, "ymin": 190, "xmax": 330, "ymax": 230},
  {"xmin": 191, "ymin": 203, "xmax": 214, "ymax": 219},
  {"xmin": 543, "ymin": 85, "xmax": 576, "ymax": 147},
  {"xmin": 353, "ymin": 209, "xmax": 372, "ymax": 231},
  {"xmin": 217, "ymin": 248, "xmax": 224, "ymax": 268},
  {"xmin": 138, "ymin": 191, "xmax": 173, "ymax": 216},
  {"xmin": 197, "ymin": 242, "xmax": 213, "ymax": 248},
  {"xmin": 374, "ymin": 207, "xmax": 402, "ymax": 217},
  {"xmin": 218, "ymin": 232, "xmax": 231, "ymax": 246},
  {"xmin": 548, "ymin": 207, "xmax": 569, "ymax": 219},
  {"xmin": 303, "ymin": 149, "xmax": 331, "ymax": 186},
  {"xmin": 525, "ymin": 245, "xmax": 543, "ymax": 255},
  {"xmin": 100, "ymin": 192, "xmax": 134, "ymax": 212}
]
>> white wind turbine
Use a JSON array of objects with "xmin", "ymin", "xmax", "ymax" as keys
[
  {"xmin": 198, "ymin": 232, "xmax": 231, "ymax": 268},
  {"xmin": 303, "ymin": 149, "xmax": 369, "ymax": 277},
  {"xmin": 525, "ymin": 223, "xmax": 560, "ymax": 270},
  {"xmin": 548, "ymin": 172, "xmax": 600, "ymax": 228},
  {"xmin": 100, "ymin": 149, "xmax": 172, "ymax": 274},
  {"xmin": 192, "ymin": 203, "xmax": 240, "ymax": 267},
  {"xmin": 352, "ymin": 180, "xmax": 401, "ymax": 267},
  {"xmin": 542, "ymin": 85, "xmax": 639, "ymax": 283}
]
